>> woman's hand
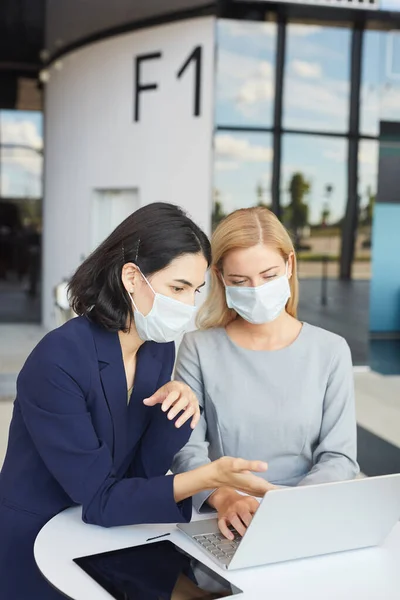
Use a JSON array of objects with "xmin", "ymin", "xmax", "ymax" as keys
[
  {"xmin": 208, "ymin": 488, "xmax": 261, "ymax": 540},
  {"xmin": 143, "ymin": 381, "xmax": 200, "ymax": 429},
  {"xmin": 208, "ymin": 457, "xmax": 274, "ymax": 497},
  {"xmin": 173, "ymin": 457, "xmax": 274, "ymax": 504}
]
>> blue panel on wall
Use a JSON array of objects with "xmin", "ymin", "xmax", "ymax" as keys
[{"xmin": 370, "ymin": 204, "xmax": 400, "ymax": 333}]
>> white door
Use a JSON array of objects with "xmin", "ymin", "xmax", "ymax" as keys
[{"xmin": 91, "ymin": 188, "xmax": 139, "ymax": 251}]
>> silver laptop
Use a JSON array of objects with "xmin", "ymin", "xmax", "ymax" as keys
[{"xmin": 177, "ymin": 474, "xmax": 400, "ymax": 570}]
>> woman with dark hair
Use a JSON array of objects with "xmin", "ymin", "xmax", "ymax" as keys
[{"xmin": 0, "ymin": 203, "xmax": 270, "ymax": 599}]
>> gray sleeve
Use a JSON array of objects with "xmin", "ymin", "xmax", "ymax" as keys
[
  {"xmin": 298, "ymin": 338, "xmax": 360, "ymax": 486},
  {"xmin": 171, "ymin": 334, "xmax": 216, "ymax": 513}
]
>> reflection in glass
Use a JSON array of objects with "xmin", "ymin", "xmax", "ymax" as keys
[
  {"xmin": 281, "ymin": 134, "xmax": 347, "ymax": 279},
  {"xmin": 213, "ymin": 132, "xmax": 273, "ymax": 230},
  {"xmin": 0, "ymin": 111, "xmax": 43, "ymax": 198},
  {"xmin": 361, "ymin": 30, "xmax": 400, "ymax": 137},
  {"xmin": 355, "ymin": 140, "xmax": 379, "ymax": 280},
  {"xmin": 360, "ymin": 30, "xmax": 382, "ymax": 137},
  {"xmin": 74, "ymin": 540, "xmax": 241, "ymax": 599},
  {"xmin": 215, "ymin": 20, "xmax": 276, "ymax": 128},
  {"xmin": 283, "ymin": 24, "xmax": 351, "ymax": 133},
  {"xmin": 0, "ymin": 110, "xmax": 43, "ymax": 322}
]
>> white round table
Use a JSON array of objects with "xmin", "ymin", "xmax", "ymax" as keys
[{"xmin": 35, "ymin": 507, "xmax": 400, "ymax": 600}]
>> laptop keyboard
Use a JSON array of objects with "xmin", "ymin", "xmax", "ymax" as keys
[{"xmin": 193, "ymin": 529, "xmax": 241, "ymax": 565}]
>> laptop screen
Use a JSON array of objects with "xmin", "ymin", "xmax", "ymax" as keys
[{"xmin": 73, "ymin": 539, "xmax": 243, "ymax": 599}]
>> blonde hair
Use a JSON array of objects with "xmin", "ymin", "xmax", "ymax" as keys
[{"xmin": 197, "ymin": 206, "xmax": 299, "ymax": 330}]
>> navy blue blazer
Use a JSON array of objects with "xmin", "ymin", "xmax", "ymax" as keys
[{"xmin": 0, "ymin": 316, "xmax": 193, "ymax": 599}]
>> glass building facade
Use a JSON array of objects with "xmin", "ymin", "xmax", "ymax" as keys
[
  {"xmin": 213, "ymin": 16, "xmax": 400, "ymax": 364},
  {"xmin": 0, "ymin": 110, "xmax": 43, "ymax": 322}
]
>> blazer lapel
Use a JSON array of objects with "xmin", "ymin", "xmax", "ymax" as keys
[
  {"xmin": 90, "ymin": 321, "xmax": 164, "ymax": 469},
  {"xmin": 90, "ymin": 321, "xmax": 128, "ymax": 469},
  {"xmin": 127, "ymin": 342, "xmax": 163, "ymax": 454}
]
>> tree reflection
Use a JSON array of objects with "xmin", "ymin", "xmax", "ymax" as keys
[
  {"xmin": 286, "ymin": 172, "xmax": 310, "ymax": 250},
  {"xmin": 212, "ymin": 190, "xmax": 227, "ymax": 230}
]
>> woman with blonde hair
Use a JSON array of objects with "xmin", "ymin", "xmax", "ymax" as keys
[{"xmin": 172, "ymin": 206, "xmax": 359, "ymax": 540}]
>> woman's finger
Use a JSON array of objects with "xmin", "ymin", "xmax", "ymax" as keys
[
  {"xmin": 176, "ymin": 405, "xmax": 200, "ymax": 429},
  {"xmin": 161, "ymin": 390, "xmax": 181, "ymax": 413},
  {"xmin": 175, "ymin": 404, "xmax": 194, "ymax": 428},
  {"xmin": 167, "ymin": 396, "xmax": 189, "ymax": 421},
  {"xmin": 228, "ymin": 514, "xmax": 247, "ymax": 537},
  {"xmin": 237, "ymin": 507, "xmax": 253, "ymax": 529},
  {"xmin": 246, "ymin": 497, "xmax": 261, "ymax": 514},
  {"xmin": 218, "ymin": 518, "xmax": 234, "ymax": 541},
  {"xmin": 232, "ymin": 458, "xmax": 268, "ymax": 474},
  {"xmin": 189, "ymin": 406, "xmax": 201, "ymax": 429},
  {"xmin": 233, "ymin": 473, "xmax": 274, "ymax": 497}
]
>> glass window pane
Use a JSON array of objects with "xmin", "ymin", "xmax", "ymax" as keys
[
  {"xmin": 0, "ymin": 110, "xmax": 43, "ymax": 198},
  {"xmin": 215, "ymin": 20, "xmax": 276, "ymax": 128},
  {"xmin": 356, "ymin": 140, "xmax": 379, "ymax": 280},
  {"xmin": 213, "ymin": 131, "xmax": 273, "ymax": 229},
  {"xmin": 281, "ymin": 134, "xmax": 347, "ymax": 278},
  {"xmin": 283, "ymin": 24, "xmax": 351, "ymax": 133},
  {"xmin": 280, "ymin": 133, "xmax": 374, "ymax": 361},
  {"xmin": 0, "ymin": 110, "xmax": 43, "ymax": 323},
  {"xmin": 361, "ymin": 30, "xmax": 400, "ymax": 137}
]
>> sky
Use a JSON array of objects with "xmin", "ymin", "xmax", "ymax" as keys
[
  {"xmin": 214, "ymin": 20, "xmax": 400, "ymax": 225},
  {"xmin": 0, "ymin": 110, "xmax": 43, "ymax": 199}
]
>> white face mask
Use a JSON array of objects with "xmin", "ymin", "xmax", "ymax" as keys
[
  {"xmin": 129, "ymin": 271, "xmax": 197, "ymax": 343},
  {"xmin": 224, "ymin": 264, "xmax": 291, "ymax": 325}
]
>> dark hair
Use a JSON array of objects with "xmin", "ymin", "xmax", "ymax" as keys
[{"xmin": 68, "ymin": 203, "xmax": 211, "ymax": 332}]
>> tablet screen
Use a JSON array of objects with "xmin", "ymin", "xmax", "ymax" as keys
[{"xmin": 73, "ymin": 539, "xmax": 243, "ymax": 599}]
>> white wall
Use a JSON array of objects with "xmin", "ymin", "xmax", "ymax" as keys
[{"xmin": 43, "ymin": 17, "xmax": 215, "ymax": 328}]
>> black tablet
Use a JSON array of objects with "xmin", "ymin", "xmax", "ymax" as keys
[{"xmin": 73, "ymin": 538, "xmax": 243, "ymax": 599}]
